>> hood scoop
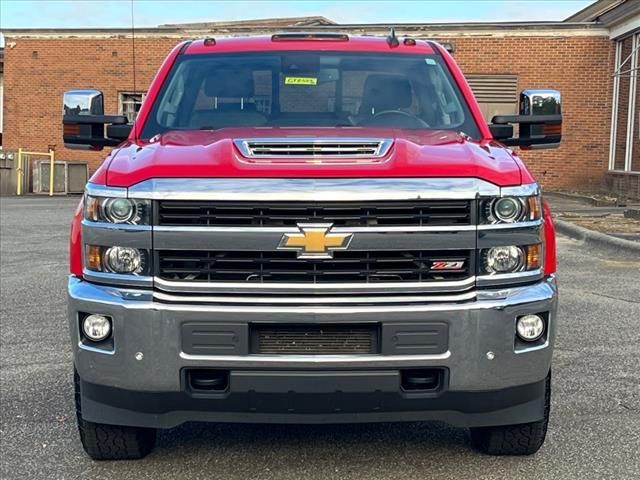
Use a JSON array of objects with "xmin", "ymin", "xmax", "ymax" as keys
[{"xmin": 233, "ymin": 138, "xmax": 393, "ymax": 163}]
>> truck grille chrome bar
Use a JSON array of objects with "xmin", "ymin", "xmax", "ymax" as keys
[
  {"xmin": 153, "ymin": 290, "xmax": 478, "ymax": 305},
  {"xmin": 126, "ymin": 178, "xmax": 501, "ymax": 201},
  {"xmin": 153, "ymin": 276, "xmax": 477, "ymax": 295}
]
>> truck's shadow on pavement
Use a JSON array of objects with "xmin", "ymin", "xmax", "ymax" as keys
[{"xmin": 155, "ymin": 420, "xmax": 471, "ymax": 454}]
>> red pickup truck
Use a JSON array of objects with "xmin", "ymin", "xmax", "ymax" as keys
[{"xmin": 64, "ymin": 32, "xmax": 561, "ymax": 460}]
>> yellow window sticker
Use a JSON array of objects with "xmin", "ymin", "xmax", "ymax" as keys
[{"xmin": 284, "ymin": 77, "xmax": 318, "ymax": 86}]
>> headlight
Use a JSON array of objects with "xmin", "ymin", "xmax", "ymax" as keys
[
  {"xmin": 481, "ymin": 244, "xmax": 542, "ymax": 274},
  {"xmin": 85, "ymin": 245, "xmax": 149, "ymax": 275},
  {"xmin": 103, "ymin": 198, "xmax": 136, "ymax": 223},
  {"xmin": 484, "ymin": 246, "xmax": 524, "ymax": 273},
  {"xmin": 103, "ymin": 246, "xmax": 144, "ymax": 274},
  {"xmin": 84, "ymin": 195, "xmax": 150, "ymax": 225},
  {"xmin": 493, "ymin": 197, "xmax": 523, "ymax": 222},
  {"xmin": 481, "ymin": 195, "xmax": 541, "ymax": 224}
]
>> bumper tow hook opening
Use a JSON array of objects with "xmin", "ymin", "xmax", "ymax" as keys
[
  {"xmin": 401, "ymin": 369, "xmax": 442, "ymax": 392},
  {"xmin": 188, "ymin": 370, "xmax": 229, "ymax": 392}
]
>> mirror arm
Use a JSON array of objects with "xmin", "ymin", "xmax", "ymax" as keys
[
  {"xmin": 491, "ymin": 114, "xmax": 562, "ymax": 125},
  {"xmin": 106, "ymin": 124, "xmax": 133, "ymax": 141},
  {"xmin": 492, "ymin": 114, "xmax": 562, "ymax": 125},
  {"xmin": 62, "ymin": 136, "xmax": 122, "ymax": 148},
  {"xmin": 63, "ymin": 114, "xmax": 129, "ymax": 125}
]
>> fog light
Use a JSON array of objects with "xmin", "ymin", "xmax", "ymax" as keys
[
  {"xmin": 82, "ymin": 314, "xmax": 112, "ymax": 342},
  {"xmin": 103, "ymin": 246, "xmax": 143, "ymax": 274},
  {"xmin": 485, "ymin": 246, "xmax": 524, "ymax": 273},
  {"xmin": 516, "ymin": 314, "xmax": 545, "ymax": 341}
]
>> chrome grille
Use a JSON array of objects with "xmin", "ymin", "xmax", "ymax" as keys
[
  {"xmin": 156, "ymin": 250, "xmax": 472, "ymax": 283},
  {"xmin": 149, "ymin": 178, "xmax": 483, "ymax": 297},
  {"xmin": 234, "ymin": 138, "xmax": 393, "ymax": 158},
  {"xmin": 157, "ymin": 200, "xmax": 473, "ymax": 227}
]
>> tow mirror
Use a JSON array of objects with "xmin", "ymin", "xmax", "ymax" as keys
[
  {"xmin": 63, "ymin": 89, "xmax": 133, "ymax": 150},
  {"xmin": 489, "ymin": 89, "xmax": 562, "ymax": 149}
]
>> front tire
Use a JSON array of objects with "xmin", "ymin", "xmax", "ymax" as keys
[
  {"xmin": 74, "ymin": 370, "xmax": 156, "ymax": 460},
  {"xmin": 470, "ymin": 372, "xmax": 551, "ymax": 455}
]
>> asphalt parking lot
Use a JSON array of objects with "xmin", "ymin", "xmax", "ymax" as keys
[{"xmin": 1, "ymin": 196, "xmax": 639, "ymax": 480}]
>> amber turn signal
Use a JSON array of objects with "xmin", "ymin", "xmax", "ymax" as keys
[
  {"xmin": 86, "ymin": 245, "xmax": 102, "ymax": 271},
  {"xmin": 527, "ymin": 196, "xmax": 542, "ymax": 221},
  {"xmin": 526, "ymin": 244, "xmax": 543, "ymax": 270},
  {"xmin": 84, "ymin": 195, "xmax": 100, "ymax": 222}
]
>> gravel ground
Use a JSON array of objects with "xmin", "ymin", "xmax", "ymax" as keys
[{"xmin": 1, "ymin": 196, "xmax": 639, "ymax": 480}]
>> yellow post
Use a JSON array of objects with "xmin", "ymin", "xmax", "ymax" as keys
[
  {"xmin": 16, "ymin": 148, "xmax": 23, "ymax": 196},
  {"xmin": 49, "ymin": 149, "xmax": 55, "ymax": 196}
]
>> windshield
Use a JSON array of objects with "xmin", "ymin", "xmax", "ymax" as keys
[{"xmin": 141, "ymin": 51, "xmax": 480, "ymax": 139}]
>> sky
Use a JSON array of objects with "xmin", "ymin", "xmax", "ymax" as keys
[{"xmin": 0, "ymin": 0, "xmax": 595, "ymax": 29}]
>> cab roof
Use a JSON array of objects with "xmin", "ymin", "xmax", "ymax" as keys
[{"xmin": 184, "ymin": 34, "xmax": 437, "ymax": 55}]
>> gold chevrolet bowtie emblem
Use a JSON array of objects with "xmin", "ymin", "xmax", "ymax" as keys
[{"xmin": 278, "ymin": 223, "xmax": 353, "ymax": 259}]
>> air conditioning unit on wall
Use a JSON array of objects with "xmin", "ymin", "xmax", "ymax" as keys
[{"xmin": 32, "ymin": 160, "xmax": 88, "ymax": 194}]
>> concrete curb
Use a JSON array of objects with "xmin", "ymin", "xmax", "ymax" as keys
[
  {"xmin": 547, "ymin": 191, "xmax": 618, "ymax": 207},
  {"xmin": 555, "ymin": 219, "xmax": 640, "ymax": 254}
]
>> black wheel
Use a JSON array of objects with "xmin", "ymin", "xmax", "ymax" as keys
[
  {"xmin": 74, "ymin": 369, "xmax": 156, "ymax": 460},
  {"xmin": 470, "ymin": 372, "xmax": 551, "ymax": 456}
]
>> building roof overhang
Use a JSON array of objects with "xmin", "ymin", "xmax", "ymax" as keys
[
  {"xmin": 0, "ymin": 21, "xmax": 609, "ymax": 40},
  {"xmin": 565, "ymin": 0, "xmax": 627, "ymax": 22},
  {"xmin": 565, "ymin": 0, "xmax": 640, "ymax": 38}
]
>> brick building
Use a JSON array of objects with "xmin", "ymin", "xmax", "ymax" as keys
[{"xmin": 1, "ymin": 0, "xmax": 639, "ymax": 197}]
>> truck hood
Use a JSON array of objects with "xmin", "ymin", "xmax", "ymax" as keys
[{"xmin": 105, "ymin": 127, "xmax": 522, "ymax": 187}]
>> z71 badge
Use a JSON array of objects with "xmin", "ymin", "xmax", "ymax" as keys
[{"xmin": 430, "ymin": 260, "xmax": 465, "ymax": 271}]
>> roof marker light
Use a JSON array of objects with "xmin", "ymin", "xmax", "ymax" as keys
[
  {"xmin": 271, "ymin": 33, "xmax": 349, "ymax": 42},
  {"xmin": 203, "ymin": 38, "xmax": 216, "ymax": 46},
  {"xmin": 403, "ymin": 38, "xmax": 416, "ymax": 46}
]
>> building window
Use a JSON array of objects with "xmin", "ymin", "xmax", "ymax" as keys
[
  {"xmin": 466, "ymin": 74, "xmax": 518, "ymax": 121},
  {"xmin": 118, "ymin": 92, "xmax": 146, "ymax": 123},
  {"xmin": 609, "ymin": 33, "xmax": 639, "ymax": 172}
]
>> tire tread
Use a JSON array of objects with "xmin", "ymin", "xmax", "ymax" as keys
[
  {"xmin": 470, "ymin": 372, "xmax": 551, "ymax": 456},
  {"xmin": 74, "ymin": 370, "xmax": 156, "ymax": 460}
]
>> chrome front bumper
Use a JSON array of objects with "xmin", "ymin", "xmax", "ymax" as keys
[{"xmin": 68, "ymin": 275, "xmax": 557, "ymax": 394}]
